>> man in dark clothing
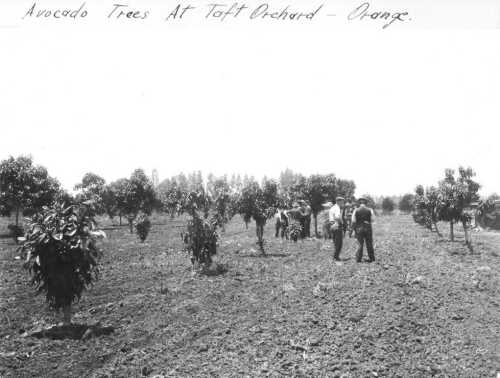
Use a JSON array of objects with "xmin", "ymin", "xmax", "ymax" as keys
[
  {"xmin": 304, "ymin": 203, "xmax": 312, "ymax": 238},
  {"xmin": 351, "ymin": 197, "xmax": 375, "ymax": 262}
]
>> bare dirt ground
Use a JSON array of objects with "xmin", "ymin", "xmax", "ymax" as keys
[{"xmin": 0, "ymin": 214, "xmax": 499, "ymax": 377}]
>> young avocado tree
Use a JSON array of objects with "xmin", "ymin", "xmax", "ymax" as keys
[
  {"xmin": 135, "ymin": 213, "xmax": 152, "ymax": 242},
  {"xmin": 115, "ymin": 170, "xmax": 156, "ymax": 233},
  {"xmin": 413, "ymin": 185, "xmax": 442, "ymax": 235},
  {"xmin": 208, "ymin": 177, "xmax": 234, "ymax": 232},
  {"xmin": 237, "ymin": 179, "xmax": 278, "ymax": 253},
  {"xmin": 0, "ymin": 156, "xmax": 60, "ymax": 227},
  {"xmin": 398, "ymin": 193, "xmax": 414, "ymax": 214},
  {"xmin": 101, "ymin": 184, "xmax": 118, "ymax": 223},
  {"xmin": 381, "ymin": 197, "xmax": 395, "ymax": 215},
  {"xmin": 180, "ymin": 189, "xmax": 218, "ymax": 268},
  {"xmin": 74, "ymin": 172, "xmax": 107, "ymax": 217},
  {"xmin": 157, "ymin": 178, "xmax": 186, "ymax": 218},
  {"xmin": 19, "ymin": 202, "xmax": 106, "ymax": 325},
  {"xmin": 437, "ymin": 167, "xmax": 480, "ymax": 250},
  {"xmin": 304, "ymin": 174, "xmax": 338, "ymax": 237}
]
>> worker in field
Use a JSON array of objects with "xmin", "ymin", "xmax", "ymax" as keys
[
  {"xmin": 351, "ymin": 197, "xmax": 376, "ymax": 263},
  {"xmin": 320, "ymin": 201, "xmax": 333, "ymax": 239},
  {"xmin": 329, "ymin": 196, "xmax": 345, "ymax": 261},
  {"xmin": 303, "ymin": 201, "xmax": 312, "ymax": 238},
  {"xmin": 342, "ymin": 199, "xmax": 354, "ymax": 237},
  {"xmin": 274, "ymin": 209, "xmax": 289, "ymax": 239}
]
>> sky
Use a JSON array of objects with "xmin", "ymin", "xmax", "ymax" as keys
[{"xmin": 0, "ymin": 0, "xmax": 499, "ymax": 196}]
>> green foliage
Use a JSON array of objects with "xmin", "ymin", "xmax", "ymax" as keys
[
  {"xmin": 304, "ymin": 174, "xmax": 337, "ymax": 217},
  {"xmin": 437, "ymin": 167, "xmax": 480, "ymax": 224},
  {"xmin": 235, "ymin": 179, "xmax": 278, "ymax": 252},
  {"xmin": 101, "ymin": 184, "xmax": 118, "ymax": 220},
  {"xmin": 208, "ymin": 177, "xmax": 234, "ymax": 228},
  {"xmin": 112, "ymin": 170, "xmax": 156, "ymax": 232},
  {"xmin": 74, "ymin": 172, "xmax": 106, "ymax": 216},
  {"xmin": 288, "ymin": 223, "xmax": 302, "ymax": 242},
  {"xmin": 178, "ymin": 189, "xmax": 212, "ymax": 218},
  {"xmin": 382, "ymin": 197, "xmax": 395, "ymax": 214},
  {"xmin": 0, "ymin": 156, "xmax": 60, "ymax": 225},
  {"xmin": 412, "ymin": 186, "xmax": 441, "ymax": 231},
  {"xmin": 134, "ymin": 214, "xmax": 151, "ymax": 242},
  {"xmin": 412, "ymin": 167, "xmax": 480, "ymax": 246},
  {"xmin": 237, "ymin": 179, "xmax": 277, "ymax": 224},
  {"xmin": 19, "ymin": 203, "xmax": 106, "ymax": 311},
  {"xmin": 398, "ymin": 193, "xmax": 414, "ymax": 213},
  {"xmin": 182, "ymin": 212, "xmax": 218, "ymax": 267}
]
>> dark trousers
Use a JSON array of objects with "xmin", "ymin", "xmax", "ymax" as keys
[
  {"xmin": 333, "ymin": 228, "xmax": 343, "ymax": 260},
  {"xmin": 304, "ymin": 216, "xmax": 311, "ymax": 238},
  {"xmin": 356, "ymin": 225, "xmax": 374, "ymax": 262},
  {"xmin": 299, "ymin": 218, "xmax": 306, "ymax": 239},
  {"xmin": 275, "ymin": 220, "xmax": 288, "ymax": 239}
]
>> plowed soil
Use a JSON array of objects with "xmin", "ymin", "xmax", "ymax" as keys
[{"xmin": 0, "ymin": 215, "xmax": 499, "ymax": 377}]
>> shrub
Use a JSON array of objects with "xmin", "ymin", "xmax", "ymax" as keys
[
  {"xmin": 288, "ymin": 223, "xmax": 302, "ymax": 242},
  {"xmin": 19, "ymin": 203, "xmax": 106, "ymax": 325},
  {"xmin": 135, "ymin": 214, "xmax": 151, "ymax": 242},
  {"xmin": 182, "ymin": 212, "xmax": 218, "ymax": 267},
  {"xmin": 382, "ymin": 197, "xmax": 395, "ymax": 214}
]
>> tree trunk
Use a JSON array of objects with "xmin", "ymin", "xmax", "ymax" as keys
[
  {"xmin": 255, "ymin": 220, "xmax": 265, "ymax": 254},
  {"xmin": 463, "ymin": 220, "xmax": 473, "ymax": 252},
  {"xmin": 15, "ymin": 207, "xmax": 20, "ymax": 227},
  {"xmin": 128, "ymin": 219, "xmax": 134, "ymax": 234},
  {"xmin": 245, "ymin": 221, "xmax": 249, "ymax": 230},
  {"xmin": 313, "ymin": 213, "xmax": 318, "ymax": 238},
  {"xmin": 450, "ymin": 221, "xmax": 454, "ymax": 241},
  {"xmin": 62, "ymin": 304, "xmax": 71, "ymax": 326},
  {"xmin": 119, "ymin": 214, "xmax": 122, "ymax": 226},
  {"xmin": 433, "ymin": 221, "xmax": 442, "ymax": 237}
]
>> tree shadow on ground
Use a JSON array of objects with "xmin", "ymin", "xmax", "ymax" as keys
[
  {"xmin": 240, "ymin": 253, "xmax": 290, "ymax": 258},
  {"xmin": 30, "ymin": 324, "xmax": 114, "ymax": 340}
]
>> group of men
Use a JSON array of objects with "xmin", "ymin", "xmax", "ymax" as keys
[{"xmin": 274, "ymin": 197, "xmax": 375, "ymax": 263}]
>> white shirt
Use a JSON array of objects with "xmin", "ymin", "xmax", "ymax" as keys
[{"xmin": 328, "ymin": 204, "xmax": 342, "ymax": 223}]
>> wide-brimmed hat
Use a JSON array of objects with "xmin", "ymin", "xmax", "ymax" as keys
[
  {"xmin": 336, "ymin": 196, "xmax": 345, "ymax": 202},
  {"xmin": 358, "ymin": 197, "xmax": 368, "ymax": 204}
]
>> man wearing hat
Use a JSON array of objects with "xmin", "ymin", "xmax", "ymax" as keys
[
  {"xmin": 329, "ymin": 196, "xmax": 345, "ymax": 261},
  {"xmin": 351, "ymin": 197, "xmax": 376, "ymax": 262}
]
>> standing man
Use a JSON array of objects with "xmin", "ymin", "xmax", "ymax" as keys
[
  {"xmin": 274, "ymin": 209, "xmax": 289, "ymax": 239},
  {"xmin": 342, "ymin": 200, "xmax": 354, "ymax": 237},
  {"xmin": 304, "ymin": 202, "xmax": 312, "ymax": 238},
  {"xmin": 329, "ymin": 196, "xmax": 345, "ymax": 261},
  {"xmin": 352, "ymin": 197, "xmax": 375, "ymax": 263}
]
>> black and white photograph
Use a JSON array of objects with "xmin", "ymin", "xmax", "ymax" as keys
[{"xmin": 0, "ymin": 0, "xmax": 499, "ymax": 377}]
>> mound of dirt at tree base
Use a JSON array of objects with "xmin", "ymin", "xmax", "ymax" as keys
[
  {"xmin": 0, "ymin": 214, "xmax": 499, "ymax": 377},
  {"xmin": 30, "ymin": 324, "xmax": 115, "ymax": 340}
]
